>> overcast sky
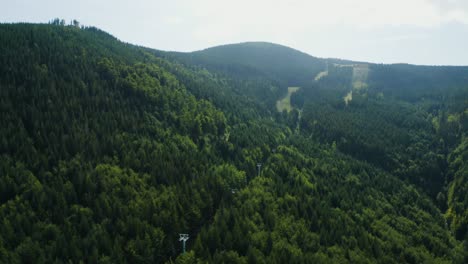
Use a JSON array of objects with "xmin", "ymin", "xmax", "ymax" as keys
[{"xmin": 2, "ymin": 0, "xmax": 468, "ymax": 65}]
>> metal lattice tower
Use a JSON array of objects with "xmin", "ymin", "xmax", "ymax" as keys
[{"xmin": 179, "ymin": 234, "xmax": 189, "ymax": 254}]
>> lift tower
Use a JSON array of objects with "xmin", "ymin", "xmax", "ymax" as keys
[{"xmin": 179, "ymin": 234, "xmax": 189, "ymax": 254}]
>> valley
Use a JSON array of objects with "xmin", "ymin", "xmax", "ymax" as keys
[{"xmin": 0, "ymin": 22, "xmax": 466, "ymax": 264}]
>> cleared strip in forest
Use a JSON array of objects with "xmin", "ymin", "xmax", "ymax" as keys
[
  {"xmin": 352, "ymin": 64, "xmax": 369, "ymax": 90},
  {"xmin": 276, "ymin": 86, "xmax": 300, "ymax": 112},
  {"xmin": 314, "ymin": 70, "xmax": 328, "ymax": 81}
]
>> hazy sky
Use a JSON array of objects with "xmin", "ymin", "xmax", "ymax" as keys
[{"xmin": 2, "ymin": 0, "xmax": 468, "ymax": 65}]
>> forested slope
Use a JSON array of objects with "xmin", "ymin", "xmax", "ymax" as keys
[
  {"xmin": 0, "ymin": 23, "xmax": 466, "ymax": 263},
  {"xmin": 180, "ymin": 42, "xmax": 324, "ymax": 87}
]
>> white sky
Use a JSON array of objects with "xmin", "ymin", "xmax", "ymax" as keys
[{"xmin": 2, "ymin": 0, "xmax": 468, "ymax": 65}]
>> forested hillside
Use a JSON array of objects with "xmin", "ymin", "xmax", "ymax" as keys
[{"xmin": 0, "ymin": 22, "xmax": 466, "ymax": 263}]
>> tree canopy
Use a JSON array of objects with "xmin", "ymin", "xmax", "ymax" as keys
[{"xmin": 0, "ymin": 22, "xmax": 466, "ymax": 263}]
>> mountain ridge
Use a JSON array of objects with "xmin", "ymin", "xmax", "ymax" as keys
[{"xmin": 0, "ymin": 22, "xmax": 466, "ymax": 263}]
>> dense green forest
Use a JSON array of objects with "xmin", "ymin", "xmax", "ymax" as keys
[{"xmin": 0, "ymin": 22, "xmax": 467, "ymax": 263}]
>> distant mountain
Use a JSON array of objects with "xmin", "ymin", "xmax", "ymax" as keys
[
  {"xmin": 191, "ymin": 42, "xmax": 325, "ymax": 86},
  {"xmin": 368, "ymin": 63, "xmax": 468, "ymax": 101},
  {"xmin": 0, "ymin": 22, "xmax": 466, "ymax": 263}
]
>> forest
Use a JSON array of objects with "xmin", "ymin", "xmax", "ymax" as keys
[{"xmin": 0, "ymin": 22, "xmax": 467, "ymax": 263}]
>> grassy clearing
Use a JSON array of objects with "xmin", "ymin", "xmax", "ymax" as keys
[
  {"xmin": 314, "ymin": 71, "xmax": 328, "ymax": 81},
  {"xmin": 276, "ymin": 86, "xmax": 300, "ymax": 112},
  {"xmin": 353, "ymin": 80, "xmax": 368, "ymax": 90},
  {"xmin": 344, "ymin": 90, "xmax": 353, "ymax": 106},
  {"xmin": 352, "ymin": 65, "xmax": 369, "ymax": 90}
]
